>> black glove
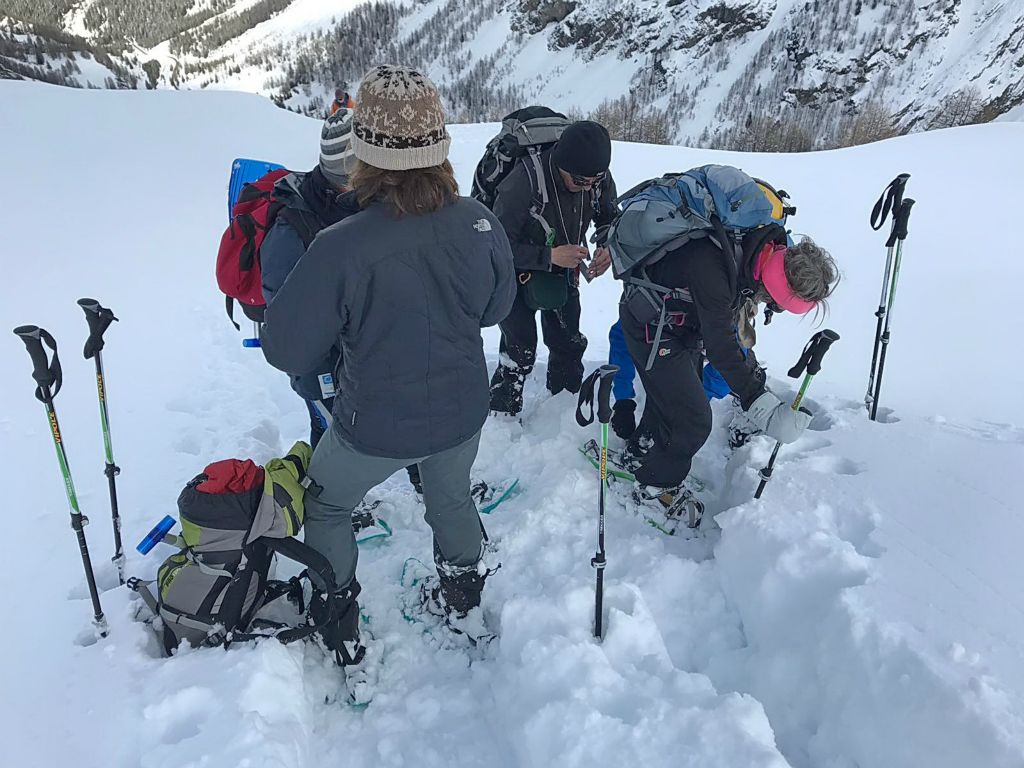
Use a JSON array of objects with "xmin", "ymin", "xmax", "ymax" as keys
[{"xmin": 611, "ymin": 399, "xmax": 637, "ymax": 440}]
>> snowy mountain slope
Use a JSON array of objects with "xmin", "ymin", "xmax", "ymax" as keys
[
  {"xmin": 5, "ymin": 0, "xmax": 1023, "ymax": 144},
  {"xmin": 2, "ymin": 81, "xmax": 1024, "ymax": 767}
]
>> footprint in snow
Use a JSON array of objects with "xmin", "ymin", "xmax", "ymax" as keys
[
  {"xmin": 802, "ymin": 455, "xmax": 865, "ymax": 477},
  {"xmin": 143, "ymin": 686, "xmax": 219, "ymax": 745}
]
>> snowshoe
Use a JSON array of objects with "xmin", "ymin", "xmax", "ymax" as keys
[
  {"xmin": 580, "ymin": 440, "xmax": 707, "ymax": 493},
  {"xmin": 471, "ymin": 478, "xmax": 521, "ymax": 514},
  {"xmin": 351, "ymin": 499, "xmax": 393, "ymax": 545},
  {"xmin": 399, "ymin": 557, "xmax": 497, "ymax": 648},
  {"xmin": 632, "ymin": 482, "xmax": 705, "ymax": 536},
  {"xmin": 579, "ymin": 439, "xmax": 636, "ymax": 482}
]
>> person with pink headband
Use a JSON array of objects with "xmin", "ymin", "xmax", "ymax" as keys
[{"xmin": 616, "ymin": 203, "xmax": 840, "ymax": 524}]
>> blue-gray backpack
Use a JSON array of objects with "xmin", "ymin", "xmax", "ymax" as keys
[{"xmin": 606, "ymin": 165, "xmax": 795, "ymax": 369}]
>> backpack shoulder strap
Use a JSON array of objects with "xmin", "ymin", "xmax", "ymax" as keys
[
  {"xmin": 276, "ymin": 205, "xmax": 321, "ymax": 249},
  {"xmin": 523, "ymin": 152, "xmax": 554, "ymax": 240}
]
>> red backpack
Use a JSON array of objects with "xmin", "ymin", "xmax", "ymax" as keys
[{"xmin": 216, "ymin": 169, "xmax": 310, "ymax": 327}]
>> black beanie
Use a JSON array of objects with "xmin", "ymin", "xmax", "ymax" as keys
[{"xmin": 552, "ymin": 121, "xmax": 612, "ymax": 177}]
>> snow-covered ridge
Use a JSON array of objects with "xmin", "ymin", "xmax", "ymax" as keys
[
  {"xmin": 1, "ymin": 81, "xmax": 1023, "ymax": 767},
  {"xmin": 5, "ymin": 0, "xmax": 1023, "ymax": 145}
]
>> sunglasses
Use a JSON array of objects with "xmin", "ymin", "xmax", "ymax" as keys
[{"xmin": 567, "ymin": 170, "xmax": 606, "ymax": 188}]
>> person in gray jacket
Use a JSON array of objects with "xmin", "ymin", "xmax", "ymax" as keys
[
  {"xmin": 260, "ymin": 109, "xmax": 422, "ymax": 491},
  {"xmin": 261, "ymin": 65, "xmax": 516, "ymax": 687}
]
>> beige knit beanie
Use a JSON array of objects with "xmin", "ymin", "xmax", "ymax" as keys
[{"xmin": 351, "ymin": 65, "xmax": 451, "ymax": 171}]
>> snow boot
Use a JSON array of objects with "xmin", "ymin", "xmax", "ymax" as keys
[
  {"xmin": 309, "ymin": 580, "xmax": 375, "ymax": 706},
  {"xmin": 546, "ymin": 347, "xmax": 586, "ymax": 397},
  {"xmin": 488, "ymin": 363, "xmax": 526, "ymax": 417},
  {"xmin": 406, "ymin": 463, "xmax": 424, "ymax": 498},
  {"xmin": 611, "ymin": 398, "xmax": 637, "ymax": 440},
  {"xmin": 632, "ymin": 481, "xmax": 705, "ymax": 534},
  {"xmin": 415, "ymin": 548, "xmax": 499, "ymax": 645}
]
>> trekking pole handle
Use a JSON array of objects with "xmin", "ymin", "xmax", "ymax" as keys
[
  {"xmin": 893, "ymin": 198, "xmax": 915, "ymax": 242},
  {"xmin": 596, "ymin": 365, "xmax": 619, "ymax": 424},
  {"xmin": 13, "ymin": 325, "xmax": 62, "ymax": 400},
  {"xmin": 871, "ymin": 173, "xmax": 911, "ymax": 232},
  {"xmin": 77, "ymin": 298, "xmax": 118, "ymax": 360},
  {"xmin": 787, "ymin": 329, "xmax": 840, "ymax": 379}
]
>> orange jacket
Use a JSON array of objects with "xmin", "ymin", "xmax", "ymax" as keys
[{"xmin": 330, "ymin": 95, "xmax": 355, "ymax": 114}]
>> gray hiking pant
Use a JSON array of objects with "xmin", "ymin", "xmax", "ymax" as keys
[{"xmin": 303, "ymin": 426, "xmax": 484, "ymax": 590}]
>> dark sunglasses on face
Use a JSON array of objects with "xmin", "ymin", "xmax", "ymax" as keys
[{"xmin": 568, "ymin": 170, "xmax": 606, "ymax": 188}]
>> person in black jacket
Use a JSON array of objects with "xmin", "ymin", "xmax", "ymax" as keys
[
  {"xmin": 489, "ymin": 121, "xmax": 619, "ymax": 417},
  {"xmin": 260, "ymin": 108, "xmax": 359, "ymax": 448},
  {"xmin": 261, "ymin": 66, "xmax": 516, "ymax": 700},
  {"xmin": 620, "ymin": 228, "xmax": 839, "ymax": 518}
]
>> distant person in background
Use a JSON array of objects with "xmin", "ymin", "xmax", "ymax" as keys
[{"xmin": 331, "ymin": 86, "xmax": 355, "ymax": 115}]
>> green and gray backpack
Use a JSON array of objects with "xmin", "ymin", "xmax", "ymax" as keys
[{"xmin": 131, "ymin": 442, "xmax": 340, "ymax": 655}]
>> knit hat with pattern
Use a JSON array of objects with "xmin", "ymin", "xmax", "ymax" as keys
[
  {"xmin": 319, "ymin": 107, "xmax": 355, "ymax": 187},
  {"xmin": 351, "ymin": 65, "xmax": 451, "ymax": 171}
]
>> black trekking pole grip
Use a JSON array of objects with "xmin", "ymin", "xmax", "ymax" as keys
[
  {"xmin": 757, "ymin": 331, "xmax": 840, "ymax": 499},
  {"xmin": 77, "ymin": 298, "xmax": 118, "ymax": 360},
  {"xmin": 787, "ymin": 329, "xmax": 840, "ymax": 379},
  {"xmin": 893, "ymin": 198, "xmax": 915, "ymax": 242},
  {"xmin": 596, "ymin": 365, "xmax": 619, "ymax": 424},
  {"xmin": 13, "ymin": 325, "xmax": 61, "ymax": 399}
]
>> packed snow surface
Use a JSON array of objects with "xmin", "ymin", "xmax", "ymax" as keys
[{"xmin": 2, "ymin": 81, "xmax": 1024, "ymax": 767}]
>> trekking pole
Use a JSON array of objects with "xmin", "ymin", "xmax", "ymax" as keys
[
  {"xmin": 77, "ymin": 299, "xmax": 125, "ymax": 585},
  {"xmin": 865, "ymin": 173, "xmax": 910, "ymax": 415},
  {"xmin": 13, "ymin": 325, "xmax": 108, "ymax": 637},
  {"xmin": 755, "ymin": 330, "xmax": 839, "ymax": 500},
  {"xmin": 576, "ymin": 364, "xmax": 619, "ymax": 640},
  {"xmin": 869, "ymin": 197, "xmax": 915, "ymax": 421}
]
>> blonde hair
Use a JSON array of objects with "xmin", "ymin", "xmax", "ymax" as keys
[{"xmin": 785, "ymin": 237, "xmax": 840, "ymax": 306}]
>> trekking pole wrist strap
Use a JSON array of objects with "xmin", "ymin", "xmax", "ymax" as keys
[{"xmin": 576, "ymin": 365, "xmax": 620, "ymax": 427}]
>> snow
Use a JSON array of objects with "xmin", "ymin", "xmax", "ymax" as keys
[{"xmin": 2, "ymin": 80, "xmax": 1024, "ymax": 767}]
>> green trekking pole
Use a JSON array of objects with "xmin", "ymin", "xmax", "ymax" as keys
[
  {"xmin": 77, "ymin": 298, "xmax": 124, "ymax": 584},
  {"xmin": 755, "ymin": 330, "xmax": 839, "ymax": 499},
  {"xmin": 576, "ymin": 364, "xmax": 619, "ymax": 639},
  {"xmin": 13, "ymin": 325, "xmax": 108, "ymax": 637}
]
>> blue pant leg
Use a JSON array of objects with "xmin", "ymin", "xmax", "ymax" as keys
[{"xmin": 608, "ymin": 320, "xmax": 637, "ymax": 401}]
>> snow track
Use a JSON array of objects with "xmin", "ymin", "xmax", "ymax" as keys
[{"xmin": 2, "ymin": 82, "xmax": 1024, "ymax": 766}]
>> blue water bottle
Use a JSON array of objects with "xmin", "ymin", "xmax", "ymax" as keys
[
  {"xmin": 242, "ymin": 321, "xmax": 261, "ymax": 349},
  {"xmin": 137, "ymin": 515, "xmax": 177, "ymax": 555}
]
